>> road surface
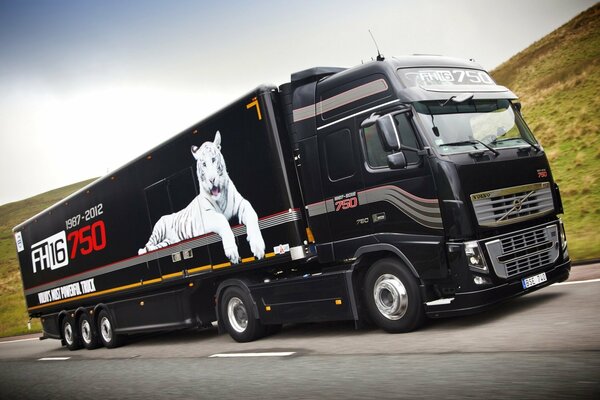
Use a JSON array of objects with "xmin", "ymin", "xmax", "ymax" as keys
[{"xmin": 1, "ymin": 264, "xmax": 599, "ymax": 399}]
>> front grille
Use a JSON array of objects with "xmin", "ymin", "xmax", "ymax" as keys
[
  {"xmin": 485, "ymin": 224, "xmax": 559, "ymax": 279},
  {"xmin": 471, "ymin": 183, "xmax": 554, "ymax": 227}
]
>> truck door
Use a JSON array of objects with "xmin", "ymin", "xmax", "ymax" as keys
[
  {"xmin": 317, "ymin": 120, "xmax": 371, "ymax": 245},
  {"xmin": 358, "ymin": 111, "xmax": 446, "ymax": 278},
  {"xmin": 359, "ymin": 112, "xmax": 442, "ymax": 235}
]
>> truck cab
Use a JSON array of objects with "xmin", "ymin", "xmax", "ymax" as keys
[{"xmin": 284, "ymin": 56, "xmax": 570, "ymax": 325}]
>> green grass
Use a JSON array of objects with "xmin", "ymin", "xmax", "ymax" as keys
[
  {"xmin": 491, "ymin": 4, "xmax": 600, "ymax": 260},
  {"xmin": 0, "ymin": 179, "xmax": 96, "ymax": 337}
]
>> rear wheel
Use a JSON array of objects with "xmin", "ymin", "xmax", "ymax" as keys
[
  {"xmin": 62, "ymin": 317, "xmax": 83, "ymax": 351},
  {"xmin": 220, "ymin": 286, "xmax": 266, "ymax": 342},
  {"xmin": 364, "ymin": 258, "xmax": 425, "ymax": 333},
  {"xmin": 79, "ymin": 313, "xmax": 101, "ymax": 350},
  {"xmin": 97, "ymin": 310, "xmax": 124, "ymax": 348}
]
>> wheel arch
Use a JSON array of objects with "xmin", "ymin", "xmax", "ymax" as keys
[
  {"xmin": 92, "ymin": 303, "xmax": 110, "ymax": 328},
  {"xmin": 57, "ymin": 310, "xmax": 70, "ymax": 340},
  {"xmin": 353, "ymin": 244, "xmax": 421, "ymax": 280},
  {"xmin": 215, "ymin": 279, "xmax": 260, "ymax": 334}
]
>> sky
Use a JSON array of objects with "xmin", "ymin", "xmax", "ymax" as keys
[{"xmin": 0, "ymin": 0, "xmax": 596, "ymax": 205}]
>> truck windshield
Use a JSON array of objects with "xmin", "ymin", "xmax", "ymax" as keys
[{"xmin": 413, "ymin": 99, "xmax": 538, "ymax": 155}]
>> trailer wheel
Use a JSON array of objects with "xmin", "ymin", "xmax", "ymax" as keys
[
  {"xmin": 79, "ymin": 313, "xmax": 101, "ymax": 350},
  {"xmin": 220, "ymin": 286, "xmax": 266, "ymax": 342},
  {"xmin": 97, "ymin": 310, "xmax": 124, "ymax": 348},
  {"xmin": 364, "ymin": 258, "xmax": 425, "ymax": 333},
  {"xmin": 61, "ymin": 317, "xmax": 83, "ymax": 351}
]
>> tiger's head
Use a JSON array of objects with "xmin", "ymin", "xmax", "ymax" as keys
[{"xmin": 191, "ymin": 131, "xmax": 229, "ymax": 201}]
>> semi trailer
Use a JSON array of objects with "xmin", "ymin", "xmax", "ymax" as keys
[{"xmin": 13, "ymin": 55, "xmax": 570, "ymax": 349}]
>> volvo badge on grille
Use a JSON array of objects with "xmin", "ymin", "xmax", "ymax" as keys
[{"xmin": 499, "ymin": 190, "xmax": 535, "ymax": 221}]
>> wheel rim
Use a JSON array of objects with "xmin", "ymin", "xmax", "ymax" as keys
[
  {"xmin": 227, "ymin": 296, "xmax": 248, "ymax": 333},
  {"xmin": 100, "ymin": 316, "xmax": 112, "ymax": 343},
  {"xmin": 373, "ymin": 273, "xmax": 408, "ymax": 320},
  {"xmin": 81, "ymin": 319, "xmax": 92, "ymax": 344},
  {"xmin": 64, "ymin": 322, "xmax": 74, "ymax": 345}
]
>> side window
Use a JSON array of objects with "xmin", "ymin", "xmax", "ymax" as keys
[
  {"xmin": 325, "ymin": 129, "xmax": 355, "ymax": 181},
  {"xmin": 361, "ymin": 113, "xmax": 420, "ymax": 169},
  {"xmin": 363, "ymin": 126, "xmax": 389, "ymax": 168},
  {"xmin": 395, "ymin": 114, "xmax": 420, "ymax": 165}
]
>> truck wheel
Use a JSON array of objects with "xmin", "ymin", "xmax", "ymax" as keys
[
  {"xmin": 220, "ymin": 286, "xmax": 266, "ymax": 342},
  {"xmin": 62, "ymin": 317, "xmax": 83, "ymax": 351},
  {"xmin": 79, "ymin": 313, "xmax": 101, "ymax": 350},
  {"xmin": 97, "ymin": 310, "xmax": 124, "ymax": 348},
  {"xmin": 364, "ymin": 258, "xmax": 425, "ymax": 333}
]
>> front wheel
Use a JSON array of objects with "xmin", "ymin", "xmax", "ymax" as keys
[
  {"xmin": 364, "ymin": 258, "xmax": 425, "ymax": 333},
  {"xmin": 220, "ymin": 286, "xmax": 266, "ymax": 342}
]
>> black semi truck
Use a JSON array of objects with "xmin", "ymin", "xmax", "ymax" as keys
[{"xmin": 13, "ymin": 55, "xmax": 570, "ymax": 349}]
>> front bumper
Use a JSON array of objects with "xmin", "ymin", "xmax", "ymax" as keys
[{"xmin": 425, "ymin": 259, "xmax": 571, "ymax": 318}]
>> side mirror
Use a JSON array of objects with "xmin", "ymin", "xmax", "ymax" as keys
[
  {"xmin": 360, "ymin": 113, "xmax": 379, "ymax": 129},
  {"xmin": 387, "ymin": 152, "xmax": 407, "ymax": 169},
  {"xmin": 376, "ymin": 114, "xmax": 400, "ymax": 151},
  {"xmin": 514, "ymin": 102, "xmax": 522, "ymax": 112}
]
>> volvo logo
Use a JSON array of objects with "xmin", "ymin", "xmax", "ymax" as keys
[
  {"xmin": 499, "ymin": 191, "xmax": 535, "ymax": 221},
  {"xmin": 512, "ymin": 198, "xmax": 523, "ymax": 211}
]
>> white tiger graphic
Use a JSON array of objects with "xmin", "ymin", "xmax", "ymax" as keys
[{"xmin": 138, "ymin": 131, "xmax": 265, "ymax": 263}]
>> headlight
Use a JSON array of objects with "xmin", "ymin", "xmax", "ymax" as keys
[
  {"xmin": 465, "ymin": 241, "xmax": 488, "ymax": 273},
  {"xmin": 558, "ymin": 218, "xmax": 567, "ymax": 249},
  {"xmin": 559, "ymin": 218, "xmax": 569, "ymax": 260}
]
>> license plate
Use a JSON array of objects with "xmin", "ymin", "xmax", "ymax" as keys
[{"xmin": 522, "ymin": 272, "xmax": 547, "ymax": 289}]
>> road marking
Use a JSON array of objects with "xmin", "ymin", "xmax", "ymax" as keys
[
  {"xmin": 38, "ymin": 357, "xmax": 71, "ymax": 361},
  {"xmin": 209, "ymin": 352, "xmax": 296, "ymax": 358},
  {"xmin": 0, "ymin": 338, "xmax": 39, "ymax": 345},
  {"xmin": 554, "ymin": 278, "xmax": 600, "ymax": 286}
]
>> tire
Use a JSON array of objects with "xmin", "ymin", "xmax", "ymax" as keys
[
  {"xmin": 363, "ymin": 258, "xmax": 425, "ymax": 333},
  {"xmin": 220, "ymin": 286, "xmax": 266, "ymax": 342},
  {"xmin": 79, "ymin": 312, "xmax": 101, "ymax": 350},
  {"xmin": 62, "ymin": 317, "xmax": 83, "ymax": 351},
  {"xmin": 97, "ymin": 310, "xmax": 124, "ymax": 348}
]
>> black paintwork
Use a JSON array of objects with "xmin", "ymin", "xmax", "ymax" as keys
[{"xmin": 15, "ymin": 56, "xmax": 571, "ymax": 341}]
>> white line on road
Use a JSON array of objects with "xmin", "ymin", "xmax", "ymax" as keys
[
  {"xmin": 0, "ymin": 338, "xmax": 39, "ymax": 345},
  {"xmin": 38, "ymin": 357, "xmax": 71, "ymax": 361},
  {"xmin": 554, "ymin": 278, "xmax": 600, "ymax": 286},
  {"xmin": 552, "ymin": 278, "xmax": 600, "ymax": 286},
  {"xmin": 209, "ymin": 352, "xmax": 296, "ymax": 358}
]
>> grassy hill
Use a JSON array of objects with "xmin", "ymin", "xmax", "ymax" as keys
[
  {"xmin": 0, "ymin": 179, "xmax": 96, "ymax": 336},
  {"xmin": 492, "ymin": 3, "xmax": 600, "ymax": 260}
]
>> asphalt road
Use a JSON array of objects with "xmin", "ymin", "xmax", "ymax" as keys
[{"xmin": 1, "ymin": 264, "xmax": 599, "ymax": 399}]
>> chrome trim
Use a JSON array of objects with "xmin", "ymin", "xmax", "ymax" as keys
[
  {"xmin": 426, "ymin": 298, "xmax": 454, "ymax": 306},
  {"xmin": 471, "ymin": 182, "xmax": 554, "ymax": 227},
  {"xmin": 470, "ymin": 182, "xmax": 550, "ymax": 200},
  {"xmin": 484, "ymin": 224, "xmax": 560, "ymax": 279},
  {"xmin": 316, "ymin": 99, "xmax": 401, "ymax": 131}
]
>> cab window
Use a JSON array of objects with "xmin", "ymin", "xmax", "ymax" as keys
[{"xmin": 361, "ymin": 113, "xmax": 420, "ymax": 169}]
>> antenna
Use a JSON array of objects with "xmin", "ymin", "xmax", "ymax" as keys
[{"xmin": 369, "ymin": 30, "xmax": 384, "ymax": 61}]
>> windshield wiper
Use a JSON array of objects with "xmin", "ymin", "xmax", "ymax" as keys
[
  {"xmin": 490, "ymin": 136, "xmax": 541, "ymax": 153},
  {"xmin": 518, "ymin": 136, "xmax": 541, "ymax": 152},
  {"xmin": 443, "ymin": 140, "xmax": 499, "ymax": 156}
]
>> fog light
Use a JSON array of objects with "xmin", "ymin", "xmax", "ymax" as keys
[{"xmin": 473, "ymin": 276, "xmax": 491, "ymax": 285}]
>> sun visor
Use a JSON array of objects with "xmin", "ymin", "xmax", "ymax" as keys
[
  {"xmin": 420, "ymin": 84, "xmax": 511, "ymax": 93},
  {"xmin": 398, "ymin": 85, "xmax": 518, "ymax": 102}
]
